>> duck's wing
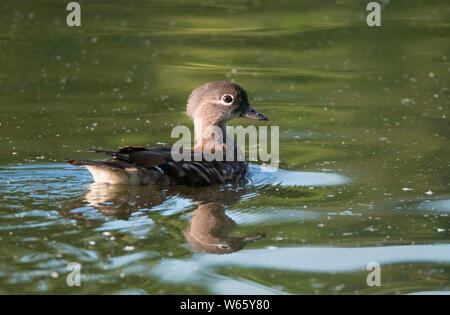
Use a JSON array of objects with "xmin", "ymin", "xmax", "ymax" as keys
[
  {"xmin": 68, "ymin": 145, "xmax": 247, "ymax": 186},
  {"xmin": 122, "ymin": 145, "xmax": 248, "ymax": 186}
]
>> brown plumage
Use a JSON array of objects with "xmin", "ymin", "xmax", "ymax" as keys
[{"xmin": 67, "ymin": 81, "xmax": 269, "ymax": 186}]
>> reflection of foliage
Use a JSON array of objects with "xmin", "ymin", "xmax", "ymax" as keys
[{"xmin": 0, "ymin": 0, "xmax": 448, "ymax": 173}]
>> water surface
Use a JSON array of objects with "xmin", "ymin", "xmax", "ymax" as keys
[{"xmin": 0, "ymin": 0, "xmax": 449, "ymax": 294}]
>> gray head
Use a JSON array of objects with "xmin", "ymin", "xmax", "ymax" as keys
[{"xmin": 186, "ymin": 81, "xmax": 269, "ymax": 126}]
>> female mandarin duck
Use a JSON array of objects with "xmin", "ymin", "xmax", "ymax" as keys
[{"xmin": 67, "ymin": 81, "xmax": 269, "ymax": 186}]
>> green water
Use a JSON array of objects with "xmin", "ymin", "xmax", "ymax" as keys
[{"xmin": 0, "ymin": 0, "xmax": 449, "ymax": 294}]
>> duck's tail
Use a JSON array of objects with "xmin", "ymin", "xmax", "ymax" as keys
[
  {"xmin": 67, "ymin": 146, "xmax": 168, "ymax": 185},
  {"xmin": 67, "ymin": 159, "xmax": 143, "ymax": 184}
]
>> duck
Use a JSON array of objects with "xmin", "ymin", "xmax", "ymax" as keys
[{"xmin": 67, "ymin": 81, "xmax": 269, "ymax": 186}]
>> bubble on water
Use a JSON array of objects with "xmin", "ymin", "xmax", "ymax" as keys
[{"xmin": 401, "ymin": 98, "xmax": 413, "ymax": 105}]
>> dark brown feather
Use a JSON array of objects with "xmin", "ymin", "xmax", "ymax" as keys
[{"xmin": 68, "ymin": 145, "xmax": 248, "ymax": 187}]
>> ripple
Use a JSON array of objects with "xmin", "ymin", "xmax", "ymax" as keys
[
  {"xmin": 382, "ymin": 196, "xmax": 450, "ymax": 214},
  {"xmin": 197, "ymin": 244, "xmax": 450, "ymax": 273},
  {"xmin": 248, "ymin": 164, "xmax": 349, "ymax": 187},
  {"xmin": 226, "ymin": 208, "xmax": 322, "ymax": 225},
  {"xmin": 151, "ymin": 244, "xmax": 450, "ymax": 294}
]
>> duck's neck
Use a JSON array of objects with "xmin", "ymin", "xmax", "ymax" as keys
[{"xmin": 193, "ymin": 117, "xmax": 231, "ymax": 147}]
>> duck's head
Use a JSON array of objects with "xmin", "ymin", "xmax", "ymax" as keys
[{"xmin": 186, "ymin": 81, "xmax": 269, "ymax": 127}]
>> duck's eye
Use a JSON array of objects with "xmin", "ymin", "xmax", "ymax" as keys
[
  {"xmin": 221, "ymin": 94, "xmax": 234, "ymax": 104},
  {"xmin": 218, "ymin": 244, "xmax": 231, "ymax": 250}
]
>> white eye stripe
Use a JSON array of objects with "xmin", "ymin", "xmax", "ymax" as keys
[
  {"xmin": 203, "ymin": 100, "xmax": 225, "ymax": 105},
  {"xmin": 202, "ymin": 96, "xmax": 234, "ymax": 106}
]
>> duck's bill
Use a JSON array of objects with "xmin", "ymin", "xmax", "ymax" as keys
[{"xmin": 241, "ymin": 106, "xmax": 269, "ymax": 121}]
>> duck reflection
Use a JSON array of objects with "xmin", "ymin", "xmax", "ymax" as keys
[
  {"xmin": 175, "ymin": 185, "xmax": 266, "ymax": 254},
  {"xmin": 82, "ymin": 183, "xmax": 166, "ymax": 220},
  {"xmin": 185, "ymin": 202, "xmax": 266, "ymax": 254},
  {"xmin": 74, "ymin": 182, "xmax": 266, "ymax": 254}
]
